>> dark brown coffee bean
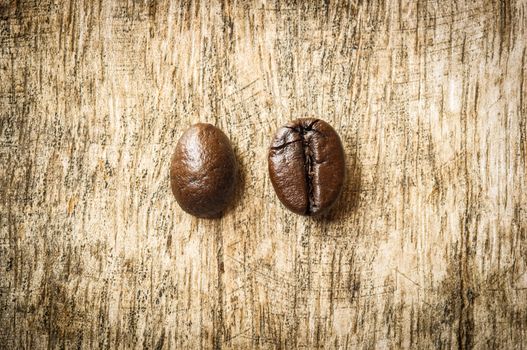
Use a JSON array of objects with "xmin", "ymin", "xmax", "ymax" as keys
[
  {"xmin": 170, "ymin": 123, "xmax": 236, "ymax": 218},
  {"xmin": 268, "ymin": 118, "xmax": 345, "ymax": 216}
]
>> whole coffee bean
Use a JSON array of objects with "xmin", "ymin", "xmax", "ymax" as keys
[
  {"xmin": 268, "ymin": 118, "xmax": 345, "ymax": 216},
  {"xmin": 170, "ymin": 123, "xmax": 236, "ymax": 218}
]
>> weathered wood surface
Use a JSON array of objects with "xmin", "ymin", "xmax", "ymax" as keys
[{"xmin": 1, "ymin": 0, "xmax": 526, "ymax": 349}]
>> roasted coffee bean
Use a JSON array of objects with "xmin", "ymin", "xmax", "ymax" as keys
[
  {"xmin": 170, "ymin": 123, "xmax": 236, "ymax": 218},
  {"xmin": 268, "ymin": 118, "xmax": 345, "ymax": 216}
]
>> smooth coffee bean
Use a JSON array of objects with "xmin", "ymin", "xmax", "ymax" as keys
[
  {"xmin": 268, "ymin": 118, "xmax": 345, "ymax": 216},
  {"xmin": 170, "ymin": 123, "xmax": 236, "ymax": 218}
]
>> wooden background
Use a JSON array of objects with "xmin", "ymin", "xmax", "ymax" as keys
[{"xmin": 1, "ymin": 0, "xmax": 526, "ymax": 349}]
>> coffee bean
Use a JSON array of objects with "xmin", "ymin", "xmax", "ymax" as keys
[
  {"xmin": 170, "ymin": 123, "xmax": 236, "ymax": 218},
  {"xmin": 268, "ymin": 118, "xmax": 345, "ymax": 216}
]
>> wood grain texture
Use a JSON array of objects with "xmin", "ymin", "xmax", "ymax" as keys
[{"xmin": 1, "ymin": 0, "xmax": 526, "ymax": 349}]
